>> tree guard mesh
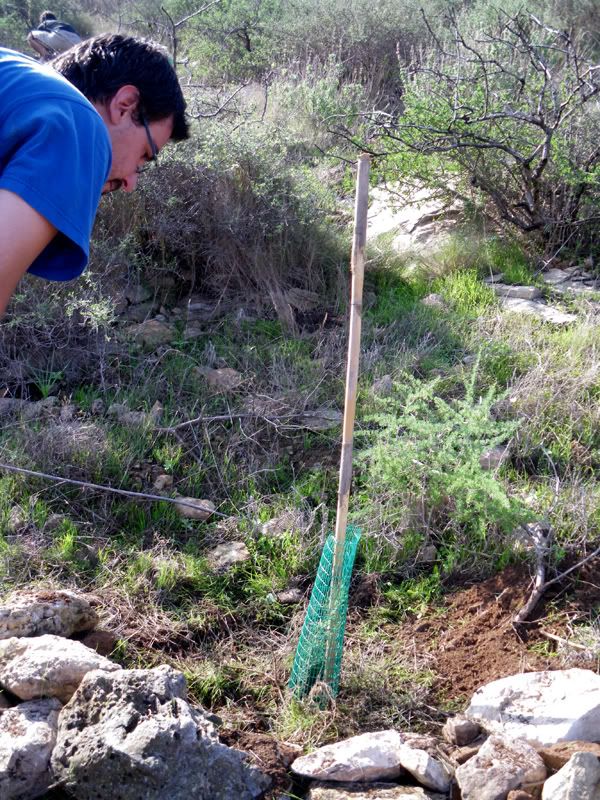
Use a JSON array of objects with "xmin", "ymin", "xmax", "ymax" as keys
[{"xmin": 289, "ymin": 526, "xmax": 361, "ymax": 697}]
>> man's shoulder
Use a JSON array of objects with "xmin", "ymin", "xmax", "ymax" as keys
[{"xmin": 0, "ymin": 47, "xmax": 92, "ymax": 113}]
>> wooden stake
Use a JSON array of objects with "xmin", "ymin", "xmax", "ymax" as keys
[{"xmin": 324, "ymin": 154, "xmax": 370, "ymax": 686}]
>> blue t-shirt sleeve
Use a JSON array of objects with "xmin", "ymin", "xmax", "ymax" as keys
[{"xmin": 0, "ymin": 97, "xmax": 111, "ymax": 281}]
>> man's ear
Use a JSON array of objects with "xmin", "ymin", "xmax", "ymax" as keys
[{"xmin": 106, "ymin": 85, "xmax": 140, "ymax": 125}]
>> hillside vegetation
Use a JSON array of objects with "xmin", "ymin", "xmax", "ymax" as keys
[{"xmin": 1, "ymin": 0, "xmax": 600, "ymax": 771}]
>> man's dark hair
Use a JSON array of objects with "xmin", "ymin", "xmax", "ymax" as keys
[
  {"xmin": 39, "ymin": 10, "xmax": 57, "ymax": 22},
  {"xmin": 52, "ymin": 34, "xmax": 189, "ymax": 141}
]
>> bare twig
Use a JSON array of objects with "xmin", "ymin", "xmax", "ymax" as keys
[{"xmin": 0, "ymin": 462, "xmax": 226, "ymax": 517}]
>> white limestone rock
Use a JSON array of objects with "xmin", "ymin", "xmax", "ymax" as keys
[
  {"xmin": 307, "ymin": 784, "xmax": 446, "ymax": 799},
  {"xmin": 466, "ymin": 668, "xmax": 600, "ymax": 746},
  {"xmin": 456, "ymin": 736, "xmax": 546, "ymax": 800},
  {"xmin": 0, "ymin": 698, "xmax": 62, "ymax": 800},
  {"xmin": 0, "ymin": 634, "xmax": 120, "ymax": 702},
  {"xmin": 291, "ymin": 730, "xmax": 405, "ymax": 782},
  {"xmin": 397, "ymin": 743, "xmax": 453, "ymax": 792},
  {"xmin": 541, "ymin": 751, "xmax": 600, "ymax": 800}
]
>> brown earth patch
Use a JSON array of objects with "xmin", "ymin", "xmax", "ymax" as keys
[{"xmin": 397, "ymin": 563, "xmax": 600, "ymax": 701}]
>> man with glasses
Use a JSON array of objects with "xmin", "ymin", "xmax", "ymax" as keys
[{"xmin": 0, "ymin": 33, "xmax": 189, "ymax": 314}]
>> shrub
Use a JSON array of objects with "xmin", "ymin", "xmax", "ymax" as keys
[{"xmin": 357, "ymin": 360, "xmax": 528, "ymax": 556}]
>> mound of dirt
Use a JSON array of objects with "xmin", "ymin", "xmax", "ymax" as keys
[{"xmin": 399, "ymin": 564, "xmax": 599, "ymax": 700}]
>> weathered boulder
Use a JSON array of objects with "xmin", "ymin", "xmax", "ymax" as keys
[
  {"xmin": 0, "ymin": 589, "xmax": 98, "ymax": 640},
  {"xmin": 541, "ymin": 751, "xmax": 600, "ymax": 800},
  {"xmin": 0, "ymin": 698, "xmax": 61, "ymax": 800},
  {"xmin": 456, "ymin": 736, "xmax": 546, "ymax": 800},
  {"xmin": 307, "ymin": 784, "xmax": 446, "ymax": 799},
  {"xmin": 0, "ymin": 634, "xmax": 120, "ymax": 702},
  {"xmin": 538, "ymin": 741, "xmax": 600, "ymax": 772},
  {"xmin": 466, "ymin": 669, "xmax": 600, "ymax": 745},
  {"xmin": 51, "ymin": 665, "xmax": 269, "ymax": 800},
  {"xmin": 291, "ymin": 730, "xmax": 404, "ymax": 782}
]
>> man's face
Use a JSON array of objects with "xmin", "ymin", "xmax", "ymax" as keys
[{"xmin": 94, "ymin": 85, "xmax": 174, "ymax": 194}]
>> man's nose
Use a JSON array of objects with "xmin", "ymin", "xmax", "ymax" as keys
[{"xmin": 121, "ymin": 173, "xmax": 139, "ymax": 193}]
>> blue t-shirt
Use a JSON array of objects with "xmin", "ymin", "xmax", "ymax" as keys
[{"xmin": 0, "ymin": 47, "xmax": 112, "ymax": 280}]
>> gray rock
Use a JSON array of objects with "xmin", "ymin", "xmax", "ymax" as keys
[
  {"xmin": 125, "ymin": 284, "xmax": 153, "ymax": 305},
  {"xmin": 397, "ymin": 743, "xmax": 452, "ymax": 792},
  {"xmin": 120, "ymin": 300, "xmax": 156, "ymax": 322},
  {"xmin": 0, "ymin": 634, "xmax": 120, "ymax": 702},
  {"xmin": 466, "ymin": 668, "xmax": 600, "ymax": 745},
  {"xmin": 0, "ymin": 698, "xmax": 61, "ymax": 800},
  {"xmin": 541, "ymin": 751, "xmax": 600, "ymax": 800},
  {"xmin": 298, "ymin": 407, "xmax": 343, "ymax": 432},
  {"xmin": 207, "ymin": 541, "xmax": 251, "ymax": 572},
  {"xmin": 307, "ymin": 784, "xmax": 446, "ymax": 799},
  {"xmin": 90, "ymin": 398, "xmax": 106, "ymax": 416},
  {"xmin": 492, "ymin": 285, "xmax": 543, "ymax": 300},
  {"xmin": 442, "ymin": 716, "xmax": 481, "ymax": 747},
  {"xmin": 51, "ymin": 665, "xmax": 268, "ymax": 800},
  {"xmin": 0, "ymin": 589, "xmax": 98, "ymax": 640},
  {"xmin": 542, "ymin": 268, "xmax": 571, "ymax": 286},
  {"xmin": 499, "ymin": 297, "xmax": 577, "ymax": 324},
  {"xmin": 292, "ymin": 730, "xmax": 404, "ymax": 782},
  {"xmin": 456, "ymin": 736, "xmax": 546, "ymax": 800}
]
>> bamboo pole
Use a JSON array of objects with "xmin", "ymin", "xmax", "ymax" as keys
[{"xmin": 323, "ymin": 154, "xmax": 370, "ymax": 687}]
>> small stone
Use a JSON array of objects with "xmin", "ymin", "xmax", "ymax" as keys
[
  {"xmin": 125, "ymin": 284, "xmax": 153, "ymax": 305},
  {"xmin": 126, "ymin": 319, "xmax": 176, "ymax": 349},
  {"xmin": 197, "ymin": 367, "xmax": 244, "ymax": 392},
  {"xmin": 537, "ymin": 741, "xmax": 600, "ymax": 772},
  {"xmin": 174, "ymin": 497, "xmax": 215, "ymax": 520},
  {"xmin": 90, "ymin": 398, "xmax": 106, "ymax": 415},
  {"xmin": 207, "ymin": 541, "xmax": 251, "ymax": 572},
  {"xmin": 153, "ymin": 474, "xmax": 173, "ymax": 491},
  {"xmin": 6, "ymin": 506, "xmax": 27, "ymax": 534},
  {"xmin": 276, "ymin": 587, "xmax": 304, "ymax": 604},
  {"xmin": 442, "ymin": 716, "xmax": 481, "ymax": 747},
  {"xmin": 421, "ymin": 293, "xmax": 450, "ymax": 311}
]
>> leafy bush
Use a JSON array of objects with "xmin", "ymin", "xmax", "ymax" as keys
[{"xmin": 357, "ymin": 361, "xmax": 528, "ymax": 551}]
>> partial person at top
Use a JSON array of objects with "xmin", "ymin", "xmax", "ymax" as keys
[
  {"xmin": 27, "ymin": 10, "xmax": 82, "ymax": 60},
  {"xmin": 0, "ymin": 33, "xmax": 189, "ymax": 315}
]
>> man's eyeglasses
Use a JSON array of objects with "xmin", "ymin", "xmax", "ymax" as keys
[{"xmin": 137, "ymin": 114, "xmax": 158, "ymax": 174}]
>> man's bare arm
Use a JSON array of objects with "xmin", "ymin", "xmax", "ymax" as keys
[{"xmin": 0, "ymin": 189, "xmax": 57, "ymax": 315}]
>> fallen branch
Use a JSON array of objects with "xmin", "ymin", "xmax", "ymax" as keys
[
  {"xmin": 0, "ymin": 463, "xmax": 225, "ymax": 518},
  {"xmin": 513, "ymin": 527, "xmax": 600, "ymax": 628}
]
